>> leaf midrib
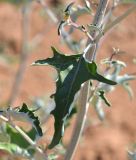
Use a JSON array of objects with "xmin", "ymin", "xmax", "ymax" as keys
[{"xmin": 61, "ymin": 57, "xmax": 83, "ymax": 120}]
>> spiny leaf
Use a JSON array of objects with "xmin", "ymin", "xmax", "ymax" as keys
[
  {"xmin": 86, "ymin": 61, "xmax": 117, "ymax": 85},
  {"xmin": 33, "ymin": 47, "xmax": 81, "ymax": 71},
  {"xmin": 0, "ymin": 104, "xmax": 42, "ymax": 138},
  {"xmin": 98, "ymin": 90, "xmax": 111, "ymax": 107},
  {"xmin": 33, "ymin": 47, "xmax": 116, "ymax": 148},
  {"xmin": 48, "ymin": 57, "xmax": 116, "ymax": 148},
  {"xmin": 18, "ymin": 103, "xmax": 43, "ymax": 137}
]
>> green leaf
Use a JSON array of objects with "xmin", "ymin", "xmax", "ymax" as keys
[
  {"xmin": 86, "ymin": 61, "xmax": 117, "ymax": 85},
  {"xmin": 5, "ymin": 103, "xmax": 42, "ymax": 138},
  {"xmin": 48, "ymin": 57, "xmax": 116, "ymax": 148},
  {"xmin": 98, "ymin": 90, "xmax": 111, "ymax": 107},
  {"xmin": 18, "ymin": 103, "xmax": 43, "ymax": 137},
  {"xmin": 0, "ymin": 142, "xmax": 31, "ymax": 158},
  {"xmin": 6, "ymin": 124, "xmax": 35, "ymax": 149},
  {"xmin": 0, "ymin": 104, "xmax": 42, "ymax": 148},
  {"xmin": 32, "ymin": 47, "xmax": 81, "ymax": 71}
]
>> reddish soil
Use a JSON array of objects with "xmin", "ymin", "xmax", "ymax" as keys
[{"xmin": 0, "ymin": 2, "xmax": 136, "ymax": 160}]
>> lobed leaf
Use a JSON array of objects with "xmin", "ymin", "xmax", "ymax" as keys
[
  {"xmin": 32, "ymin": 47, "xmax": 81, "ymax": 71},
  {"xmin": 18, "ymin": 103, "xmax": 43, "ymax": 137},
  {"xmin": 33, "ymin": 47, "xmax": 116, "ymax": 148},
  {"xmin": 0, "ymin": 103, "xmax": 42, "ymax": 138},
  {"xmin": 48, "ymin": 57, "xmax": 116, "ymax": 148},
  {"xmin": 6, "ymin": 103, "xmax": 43, "ymax": 137},
  {"xmin": 86, "ymin": 61, "xmax": 117, "ymax": 85}
]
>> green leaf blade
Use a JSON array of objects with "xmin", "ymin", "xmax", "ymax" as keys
[
  {"xmin": 86, "ymin": 61, "xmax": 117, "ymax": 85},
  {"xmin": 19, "ymin": 103, "xmax": 43, "ymax": 137},
  {"xmin": 33, "ymin": 47, "xmax": 81, "ymax": 71},
  {"xmin": 48, "ymin": 57, "xmax": 117, "ymax": 148}
]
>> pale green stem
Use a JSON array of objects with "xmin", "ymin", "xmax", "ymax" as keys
[
  {"xmin": 96, "ymin": 5, "xmax": 136, "ymax": 41},
  {"xmin": 105, "ymin": 5, "xmax": 136, "ymax": 33},
  {"xmin": 64, "ymin": 1, "xmax": 110, "ymax": 160}
]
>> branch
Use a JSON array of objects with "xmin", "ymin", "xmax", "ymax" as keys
[
  {"xmin": 36, "ymin": 0, "xmax": 76, "ymax": 51},
  {"xmin": 64, "ymin": 1, "xmax": 110, "ymax": 160},
  {"xmin": 37, "ymin": 0, "xmax": 58, "ymax": 24},
  {"xmin": 104, "ymin": 5, "xmax": 136, "ymax": 32},
  {"xmin": 96, "ymin": 5, "xmax": 136, "ymax": 41}
]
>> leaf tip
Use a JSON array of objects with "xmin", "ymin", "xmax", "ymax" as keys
[
  {"xmin": 30, "ymin": 62, "xmax": 35, "ymax": 66},
  {"xmin": 51, "ymin": 46, "xmax": 57, "ymax": 55}
]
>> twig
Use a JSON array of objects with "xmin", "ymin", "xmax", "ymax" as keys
[
  {"xmin": 67, "ymin": 22, "xmax": 94, "ymax": 42},
  {"xmin": 8, "ymin": 2, "xmax": 31, "ymax": 106},
  {"xmin": 96, "ymin": 5, "xmax": 136, "ymax": 41},
  {"xmin": 37, "ymin": 0, "xmax": 58, "ymax": 24},
  {"xmin": 37, "ymin": 0, "xmax": 77, "ymax": 52},
  {"xmin": 104, "ymin": 5, "xmax": 136, "ymax": 33},
  {"xmin": 102, "ymin": 0, "xmax": 117, "ymax": 29},
  {"xmin": 0, "ymin": 115, "xmax": 47, "ymax": 159},
  {"xmin": 64, "ymin": 1, "xmax": 109, "ymax": 160}
]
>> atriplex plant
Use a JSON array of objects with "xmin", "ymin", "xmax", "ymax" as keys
[{"xmin": 0, "ymin": 0, "xmax": 136, "ymax": 160}]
